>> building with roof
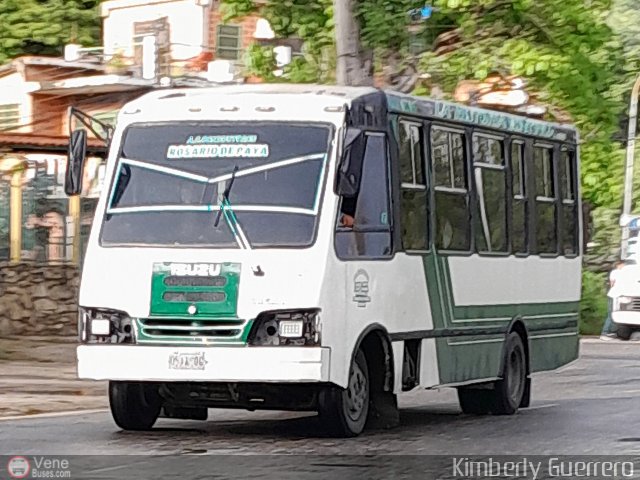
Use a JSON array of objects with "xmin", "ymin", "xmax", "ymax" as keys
[
  {"xmin": 0, "ymin": 55, "xmax": 153, "ymax": 266},
  {"xmin": 0, "ymin": 0, "xmax": 287, "ymax": 267},
  {"xmin": 0, "ymin": 1, "xmax": 296, "ymax": 336}
]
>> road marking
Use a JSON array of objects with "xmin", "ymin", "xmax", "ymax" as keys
[
  {"xmin": 87, "ymin": 463, "xmax": 148, "ymax": 474},
  {"xmin": 0, "ymin": 408, "xmax": 108, "ymax": 422},
  {"xmin": 525, "ymin": 403, "xmax": 558, "ymax": 411},
  {"xmin": 581, "ymin": 338, "xmax": 640, "ymax": 344}
]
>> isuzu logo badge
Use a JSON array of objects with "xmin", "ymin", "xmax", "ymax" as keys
[{"xmin": 169, "ymin": 263, "xmax": 222, "ymax": 277}]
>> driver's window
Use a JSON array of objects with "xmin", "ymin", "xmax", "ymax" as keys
[{"xmin": 335, "ymin": 133, "xmax": 392, "ymax": 259}]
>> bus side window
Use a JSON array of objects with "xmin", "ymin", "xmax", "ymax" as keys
[
  {"xmin": 431, "ymin": 126, "xmax": 470, "ymax": 251},
  {"xmin": 560, "ymin": 148, "xmax": 578, "ymax": 256},
  {"xmin": 399, "ymin": 120, "xmax": 428, "ymax": 251},
  {"xmin": 533, "ymin": 145, "xmax": 558, "ymax": 254},
  {"xmin": 472, "ymin": 133, "xmax": 507, "ymax": 253},
  {"xmin": 510, "ymin": 140, "xmax": 528, "ymax": 255},
  {"xmin": 335, "ymin": 133, "xmax": 392, "ymax": 258}
]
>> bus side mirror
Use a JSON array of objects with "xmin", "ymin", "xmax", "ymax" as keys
[
  {"xmin": 336, "ymin": 128, "xmax": 365, "ymax": 197},
  {"xmin": 65, "ymin": 129, "xmax": 87, "ymax": 196}
]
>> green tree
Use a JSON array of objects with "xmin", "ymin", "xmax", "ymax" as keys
[
  {"xmin": 608, "ymin": 0, "xmax": 640, "ymax": 212},
  {"xmin": 0, "ymin": 0, "xmax": 101, "ymax": 64},
  {"xmin": 221, "ymin": 0, "xmax": 335, "ymax": 82},
  {"xmin": 221, "ymin": 0, "xmax": 419, "ymax": 83},
  {"xmin": 417, "ymin": 0, "xmax": 626, "ymax": 210},
  {"xmin": 224, "ymin": 0, "xmax": 627, "ymax": 208}
]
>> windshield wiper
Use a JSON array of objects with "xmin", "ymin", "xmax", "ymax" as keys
[
  {"xmin": 214, "ymin": 165, "xmax": 239, "ymax": 227},
  {"xmin": 213, "ymin": 166, "xmax": 251, "ymax": 250}
]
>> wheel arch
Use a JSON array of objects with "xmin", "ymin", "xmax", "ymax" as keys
[
  {"xmin": 350, "ymin": 323, "xmax": 395, "ymax": 393},
  {"xmin": 499, "ymin": 317, "xmax": 530, "ymax": 378}
]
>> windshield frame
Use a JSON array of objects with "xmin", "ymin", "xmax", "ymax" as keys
[{"xmin": 98, "ymin": 120, "xmax": 335, "ymax": 250}]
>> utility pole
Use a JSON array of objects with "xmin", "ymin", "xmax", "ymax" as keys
[
  {"xmin": 621, "ymin": 73, "xmax": 640, "ymax": 259},
  {"xmin": 333, "ymin": 0, "xmax": 374, "ymax": 86}
]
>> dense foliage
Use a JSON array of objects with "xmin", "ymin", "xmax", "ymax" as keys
[
  {"xmin": 0, "ymin": 0, "xmax": 101, "ymax": 63},
  {"xmin": 580, "ymin": 271, "xmax": 609, "ymax": 335},
  {"xmin": 225, "ymin": 0, "xmax": 631, "ymax": 208}
]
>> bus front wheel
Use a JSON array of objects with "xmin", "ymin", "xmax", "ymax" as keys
[
  {"xmin": 318, "ymin": 349, "xmax": 370, "ymax": 437},
  {"xmin": 109, "ymin": 381, "xmax": 163, "ymax": 431}
]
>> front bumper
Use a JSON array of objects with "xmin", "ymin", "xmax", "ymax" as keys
[
  {"xmin": 77, "ymin": 345, "xmax": 330, "ymax": 382},
  {"xmin": 612, "ymin": 311, "xmax": 640, "ymax": 326}
]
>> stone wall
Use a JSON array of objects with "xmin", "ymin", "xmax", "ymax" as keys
[{"xmin": 0, "ymin": 262, "xmax": 79, "ymax": 336}]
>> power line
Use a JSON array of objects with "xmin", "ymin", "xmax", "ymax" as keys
[{"xmin": 5, "ymin": 60, "xmax": 106, "ymax": 83}]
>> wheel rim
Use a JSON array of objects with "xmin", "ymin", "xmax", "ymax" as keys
[
  {"xmin": 345, "ymin": 361, "xmax": 368, "ymax": 422},
  {"xmin": 507, "ymin": 345, "xmax": 525, "ymax": 404}
]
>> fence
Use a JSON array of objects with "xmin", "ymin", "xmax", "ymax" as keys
[{"xmin": 0, "ymin": 154, "xmax": 105, "ymax": 266}]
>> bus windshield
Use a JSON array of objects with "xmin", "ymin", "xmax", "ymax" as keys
[{"xmin": 100, "ymin": 122, "xmax": 332, "ymax": 248}]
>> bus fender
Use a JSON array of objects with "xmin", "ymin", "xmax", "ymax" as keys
[
  {"xmin": 499, "ymin": 317, "xmax": 531, "ymax": 408},
  {"xmin": 498, "ymin": 317, "xmax": 530, "ymax": 378},
  {"xmin": 350, "ymin": 323, "xmax": 395, "ymax": 393},
  {"xmin": 350, "ymin": 324, "xmax": 400, "ymax": 429}
]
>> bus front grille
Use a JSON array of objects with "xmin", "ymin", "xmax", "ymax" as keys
[
  {"xmin": 137, "ymin": 318, "xmax": 247, "ymax": 341},
  {"xmin": 163, "ymin": 276, "xmax": 228, "ymax": 287},
  {"xmin": 161, "ymin": 292, "xmax": 226, "ymax": 303}
]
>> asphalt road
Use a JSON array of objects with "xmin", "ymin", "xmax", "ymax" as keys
[{"xmin": 1, "ymin": 340, "xmax": 640, "ymax": 478}]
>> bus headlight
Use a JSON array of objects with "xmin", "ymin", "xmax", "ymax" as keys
[
  {"xmin": 90, "ymin": 318, "xmax": 111, "ymax": 336},
  {"xmin": 614, "ymin": 296, "xmax": 633, "ymax": 311},
  {"xmin": 78, "ymin": 307, "xmax": 134, "ymax": 344},
  {"xmin": 249, "ymin": 309, "xmax": 321, "ymax": 346}
]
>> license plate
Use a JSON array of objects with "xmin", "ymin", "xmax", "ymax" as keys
[{"xmin": 168, "ymin": 352, "xmax": 208, "ymax": 371}]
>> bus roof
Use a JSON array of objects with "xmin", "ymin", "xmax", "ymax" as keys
[
  {"xmin": 385, "ymin": 91, "xmax": 577, "ymax": 143},
  {"xmin": 128, "ymin": 84, "xmax": 379, "ymax": 104},
  {"xmin": 124, "ymin": 84, "xmax": 577, "ymax": 143}
]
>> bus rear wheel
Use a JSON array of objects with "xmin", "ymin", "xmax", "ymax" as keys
[
  {"xmin": 491, "ymin": 331, "xmax": 527, "ymax": 415},
  {"xmin": 109, "ymin": 381, "xmax": 163, "ymax": 431},
  {"xmin": 457, "ymin": 332, "xmax": 527, "ymax": 415},
  {"xmin": 318, "ymin": 349, "xmax": 369, "ymax": 437}
]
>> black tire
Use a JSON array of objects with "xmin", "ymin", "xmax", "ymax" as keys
[
  {"xmin": 490, "ymin": 332, "xmax": 527, "ymax": 415},
  {"xmin": 318, "ymin": 349, "xmax": 369, "ymax": 437},
  {"xmin": 457, "ymin": 387, "xmax": 493, "ymax": 414},
  {"xmin": 519, "ymin": 377, "xmax": 531, "ymax": 408},
  {"xmin": 109, "ymin": 381, "xmax": 163, "ymax": 431},
  {"xmin": 617, "ymin": 326, "xmax": 633, "ymax": 340}
]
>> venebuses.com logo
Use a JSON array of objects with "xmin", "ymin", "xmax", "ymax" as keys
[
  {"xmin": 6, "ymin": 456, "xmax": 71, "ymax": 478},
  {"xmin": 7, "ymin": 456, "xmax": 30, "ymax": 479}
]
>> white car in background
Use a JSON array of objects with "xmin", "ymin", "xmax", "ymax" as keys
[{"xmin": 610, "ymin": 262, "xmax": 640, "ymax": 339}]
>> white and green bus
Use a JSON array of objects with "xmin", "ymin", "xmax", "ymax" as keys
[{"xmin": 66, "ymin": 85, "xmax": 582, "ymax": 437}]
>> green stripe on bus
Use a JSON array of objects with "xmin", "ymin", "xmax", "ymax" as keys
[
  {"xmin": 135, "ymin": 318, "xmax": 254, "ymax": 345},
  {"xmin": 149, "ymin": 262, "xmax": 241, "ymax": 317},
  {"xmin": 422, "ymin": 254, "xmax": 448, "ymax": 329},
  {"xmin": 419, "ymin": 253, "xmax": 579, "ymax": 384},
  {"xmin": 452, "ymin": 303, "xmax": 579, "ymax": 320},
  {"xmin": 137, "ymin": 262, "xmax": 247, "ymax": 345}
]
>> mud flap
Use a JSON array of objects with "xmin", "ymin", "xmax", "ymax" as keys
[{"xmin": 366, "ymin": 391, "xmax": 400, "ymax": 429}]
